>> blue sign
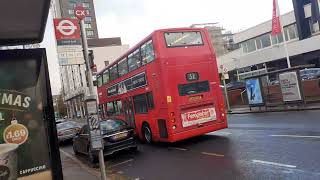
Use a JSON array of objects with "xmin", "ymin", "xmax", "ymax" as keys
[{"xmin": 245, "ymin": 78, "xmax": 264, "ymax": 106}]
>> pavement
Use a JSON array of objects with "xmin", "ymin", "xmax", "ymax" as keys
[
  {"xmin": 60, "ymin": 145, "xmax": 135, "ymax": 180},
  {"xmin": 60, "ymin": 110, "xmax": 320, "ymax": 180},
  {"xmin": 61, "ymin": 150, "xmax": 99, "ymax": 180},
  {"xmin": 229, "ymin": 102, "xmax": 320, "ymax": 114}
]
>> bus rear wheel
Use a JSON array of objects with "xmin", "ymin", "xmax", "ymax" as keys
[{"xmin": 142, "ymin": 123, "xmax": 152, "ymax": 144}]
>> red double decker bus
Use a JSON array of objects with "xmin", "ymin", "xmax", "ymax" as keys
[{"xmin": 96, "ymin": 28, "xmax": 227, "ymax": 143}]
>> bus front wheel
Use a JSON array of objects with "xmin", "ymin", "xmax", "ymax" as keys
[{"xmin": 142, "ymin": 123, "xmax": 152, "ymax": 144}]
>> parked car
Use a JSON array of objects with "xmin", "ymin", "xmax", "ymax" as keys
[
  {"xmin": 72, "ymin": 119, "xmax": 137, "ymax": 163},
  {"xmin": 55, "ymin": 118, "xmax": 66, "ymax": 124},
  {"xmin": 57, "ymin": 121, "xmax": 82, "ymax": 142},
  {"xmin": 226, "ymin": 81, "xmax": 246, "ymax": 90},
  {"xmin": 300, "ymin": 68, "xmax": 320, "ymax": 80},
  {"xmin": 268, "ymin": 79, "xmax": 279, "ymax": 85}
]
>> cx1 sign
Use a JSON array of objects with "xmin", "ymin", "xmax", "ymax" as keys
[
  {"xmin": 54, "ymin": 18, "xmax": 80, "ymax": 40},
  {"xmin": 74, "ymin": 5, "xmax": 88, "ymax": 20}
]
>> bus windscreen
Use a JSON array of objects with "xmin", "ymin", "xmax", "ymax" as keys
[{"xmin": 165, "ymin": 31, "xmax": 203, "ymax": 47}]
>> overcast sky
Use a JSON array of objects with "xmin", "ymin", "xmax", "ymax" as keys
[
  {"xmin": 45, "ymin": 0, "xmax": 294, "ymax": 95},
  {"xmin": 94, "ymin": 0, "xmax": 293, "ymax": 45}
]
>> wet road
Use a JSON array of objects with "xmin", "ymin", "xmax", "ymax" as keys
[{"xmin": 60, "ymin": 110, "xmax": 320, "ymax": 180}]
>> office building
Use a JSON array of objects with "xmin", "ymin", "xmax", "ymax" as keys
[
  {"xmin": 52, "ymin": 0, "xmax": 130, "ymax": 118},
  {"xmin": 218, "ymin": 0, "xmax": 320, "ymax": 82},
  {"xmin": 191, "ymin": 23, "xmax": 236, "ymax": 57},
  {"xmin": 52, "ymin": 0, "xmax": 99, "ymax": 39}
]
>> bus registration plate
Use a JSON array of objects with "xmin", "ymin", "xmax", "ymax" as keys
[{"xmin": 181, "ymin": 108, "xmax": 216, "ymax": 128}]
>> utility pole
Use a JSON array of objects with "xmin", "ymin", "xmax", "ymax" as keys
[{"xmin": 75, "ymin": 5, "xmax": 107, "ymax": 180}]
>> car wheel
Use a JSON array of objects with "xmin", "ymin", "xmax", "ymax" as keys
[
  {"xmin": 142, "ymin": 124, "xmax": 152, "ymax": 144},
  {"xmin": 88, "ymin": 147, "xmax": 98, "ymax": 164},
  {"xmin": 73, "ymin": 143, "xmax": 79, "ymax": 155}
]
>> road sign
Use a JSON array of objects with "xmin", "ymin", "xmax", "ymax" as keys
[
  {"xmin": 88, "ymin": 115, "xmax": 103, "ymax": 150},
  {"xmin": 74, "ymin": 5, "xmax": 88, "ymax": 20},
  {"xmin": 54, "ymin": 19, "xmax": 80, "ymax": 40},
  {"xmin": 223, "ymin": 68, "xmax": 229, "ymax": 80},
  {"xmin": 54, "ymin": 18, "xmax": 84, "ymax": 66}
]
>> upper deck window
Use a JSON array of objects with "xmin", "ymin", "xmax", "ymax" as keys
[
  {"xmin": 103, "ymin": 70, "xmax": 109, "ymax": 84},
  {"xmin": 164, "ymin": 31, "xmax": 203, "ymax": 47},
  {"xmin": 128, "ymin": 49, "xmax": 141, "ymax": 72},
  {"xmin": 141, "ymin": 40, "xmax": 155, "ymax": 65},
  {"xmin": 97, "ymin": 75, "xmax": 103, "ymax": 87},
  {"xmin": 118, "ymin": 58, "xmax": 128, "ymax": 76},
  {"xmin": 110, "ymin": 64, "xmax": 118, "ymax": 81}
]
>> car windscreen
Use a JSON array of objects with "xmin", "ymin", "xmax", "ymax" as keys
[
  {"xmin": 100, "ymin": 119, "xmax": 127, "ymax": 134},
  {"xmin": 164, "ymin": 31, "xmax": 203, "ymax": 47}
]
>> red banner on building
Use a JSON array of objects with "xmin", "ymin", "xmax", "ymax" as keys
[{"xmin": 272, "ymin": 0, "xmax": 282, "ymax": 35}]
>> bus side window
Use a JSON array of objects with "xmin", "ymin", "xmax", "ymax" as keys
[
  {"xmin": 97, "ymin": 75, "xmax": 103, "ymax": 87},
  {"xmin": 103, "ymin": 70, "xmax": 109, "ymax": 84},
  {"xmin": 146, "ymin": 92, "xmax": 154, "ymax": 109},
  {"xmin": 141, "ymin": 40, "xmax": 155, "ymax": 65},
  {"xmin": 133, "ymin": 94, "xmax": 148, "ymax": 114},
  {"xmin": 114, "ymin": 100, "xmax": 123, "ymax": 115},
  {"xmin": 107, "ymin": 102, "xmax": 115, "ymax": 115},
  {"xmin": 128, "ymin": 49, "xmax": 141, "ymax": 72},
  {"xmin": 109, "ymin": 64, "xmax": 118, "ymax": 81}
]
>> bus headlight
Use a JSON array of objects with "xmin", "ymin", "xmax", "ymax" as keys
[{"xmin": 172, "ymin": 125, "xmax": 176, "ymax": 130}]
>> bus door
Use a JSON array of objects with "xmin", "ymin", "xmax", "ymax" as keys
[{"xmin": 123, "ymin": 97, "xmax": 135, "ymax": 128}]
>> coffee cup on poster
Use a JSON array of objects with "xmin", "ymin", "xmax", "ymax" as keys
[{"xmin": 0, "ymin": 143, "xmax": 19, "ymax": 180}]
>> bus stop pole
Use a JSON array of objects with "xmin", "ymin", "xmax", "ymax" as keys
[{"xmin": 80, "ymin": 20, "xmax": 107, "ymax": 180}]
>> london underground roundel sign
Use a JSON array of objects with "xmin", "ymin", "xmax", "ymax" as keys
[{"xmin": 53, "ymin": 18, "xmax": 80, "ymax": 40}]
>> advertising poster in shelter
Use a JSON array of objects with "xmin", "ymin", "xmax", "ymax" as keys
[
  {"xmin": 0, "ymin": 49, "xmax": 62, "ymax": 180},
  {"xmin": 279, "ymin": 71, "xmax": 302, "ymax": 102},
  {"xmin": 245, "ymin": 78, "xmax": 264, "ymax": 106}
]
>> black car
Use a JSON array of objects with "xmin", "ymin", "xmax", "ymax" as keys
[{"xmin": 72, "ymin": 119, "xmax": 137, "ymax": 163}]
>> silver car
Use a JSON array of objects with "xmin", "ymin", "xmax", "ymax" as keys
[
  {"xmin": 57, "ymin": 121, "xmax": 82, "ymax": 143},
  {"xmin": 300, "ymin": 68, "xmax": 320, "ymax": 80}
]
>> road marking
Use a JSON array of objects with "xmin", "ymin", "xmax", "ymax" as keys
[
  {"xmin": 270, "ymin": 135, "xmax": 320, "ymax": 139},
  {"xmin": 208, "ymin": 132, "xmax": 232, "ymax": 136},
  {"xmin": 108, "ymin": 159, "xmax": 134, "ymax": 169},
  {"xmin": 201, "ymin": 152, "xmax": 225, "ymax": 157},
  {"xmin": 59, "ymin": 149, "xmax": 99, "ymax": 177},
  {"xmin": 168, "ymin": 147, "xmax": 188, "ymax": 151},
  {"xmin": 252, "ymin": 160, "xmax": 296, "ymax": 168}
]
